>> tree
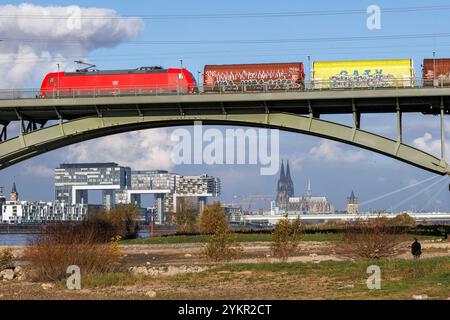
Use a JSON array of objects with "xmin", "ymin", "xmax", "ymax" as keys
[
  {"xmin": 198, "ymin": 202, "xmax": 228, "ymax": 235},
  {"xmin": 271, "ymin": 216, "xmax": 304, "ymax": 261},
  {"xmin": 87, "ymin": 204, "xmax": 140, "ymax": 240},
  {"xmin": 108, "ymin": 204, "xmax": 140, "ymax": 239},
  {"xmin": 389, "ymin": 212, "xmax": 416, "ymax": 228},
  {"xmin": 174, "ymin": 197, "xmax": 198, "ymax": 234}
]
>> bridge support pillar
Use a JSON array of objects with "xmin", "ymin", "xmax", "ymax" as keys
[
  {"xmin": 440, "ymin": 99, "xmax": 447, "ymax": 167},
  {"xmin": 352, "ymin": 100, "xmax": 360, "ymax": 129},
  {"xmin": 0, "ymin": 122, "xmax": 8, "ymax": 141},
  {"xmin": 396, "ymin": 102, "xmax": 402, "ymax": 143}
]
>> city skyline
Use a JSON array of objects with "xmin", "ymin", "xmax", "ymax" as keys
[{"xmin": 0, "ymin": 0, "xmax": 448, "ymax": 212}]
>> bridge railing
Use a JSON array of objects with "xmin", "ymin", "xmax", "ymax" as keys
[{"xmin": 0, "ymin": 78, "xmax": 447, "ymax": 100}]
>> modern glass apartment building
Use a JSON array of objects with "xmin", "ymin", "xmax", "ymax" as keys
[
  {"xmin": 54, "ymin": 163, "xmax": 221, "ymax": 224},
  {"xmin": 55, "ymin": 163, "xmax": 131, "ymax": 209}
]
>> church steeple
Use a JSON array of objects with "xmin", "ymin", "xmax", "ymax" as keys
[
  {"xmin": 10, "ymin": 182, "xmax": 18, "ymax": 202},
  {"xmin": 286, "ymin": 160, "xmax": 292, "ymax": 183},
  {"xmin": 280, "ymin": 159, "xmax": 286, "ymax": 181},
  {"xmin": 276, "ymin": 159, "xmax": 295, "ymax": 211}
]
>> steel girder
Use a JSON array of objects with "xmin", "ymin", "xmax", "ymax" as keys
[{"xmin": 0, "ymin": 112, "xmax": 447, "ymax": 175}]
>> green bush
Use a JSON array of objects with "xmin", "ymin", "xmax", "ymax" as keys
[
  {"xmin": 271, "ymin": 217, "xmax": 304, "ymax": 261},
  {"xmin": 389, "ymin": 212, "xmax": 416, "ymax": 228},
  {"xmin": 204, "ymin": 227, "xmax": 242, "ymax": 262}
]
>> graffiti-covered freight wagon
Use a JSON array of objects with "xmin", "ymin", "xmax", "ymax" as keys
[
  {"xmin": 203, "ymin": 63, "xmax": 305, "ymax": 92},
  {"xmin": 312, "ymin": 59, "xmax": 414, "ymax": 89},
  {"xmin": 423, "ymin": 58, "xmax": 450, "ymax": 87}
]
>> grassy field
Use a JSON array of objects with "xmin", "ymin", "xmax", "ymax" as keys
[
  {"xmin": 77, "ymin": 256, "xmax": 450, "ymax": 299},
  {"xmin": 122, "ymin": 233, "xmax": 342, "ymax": 244},
  {"xmin": 121, "ymin": 233, "xmax": 439, "ymax": 245}
]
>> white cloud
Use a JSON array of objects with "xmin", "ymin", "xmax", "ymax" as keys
[
  {"xmin": 66, "ymin": 128, "xmax": 178, "ymax": 170},
  {"xmin": 0, "ymin": 3, "xmax": 144, "ymax": 88},
  {"xmin": 21, "ymin": 164, "xmax": 54, "ymax": 177},
  {"xmin": 309, "ymin": 140, "xmax": 366, "ymax": 163},
  {"xmin": 412, "ymin": 132, "xmax": 450, "ymax": 161}
]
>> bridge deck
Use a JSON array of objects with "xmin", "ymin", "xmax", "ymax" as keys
[{"xmin": 0, "ymin": 88, "xmax": 449, "ymax": 121}]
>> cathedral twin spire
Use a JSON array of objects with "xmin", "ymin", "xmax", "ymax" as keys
[{"xmin": 276, "ymin": 159, "xmax": 295, "ymax": 210}]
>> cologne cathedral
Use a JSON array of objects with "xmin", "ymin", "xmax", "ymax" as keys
[{"xmin": 275, "ymin": 160, "xmax": 335, "ymax": 214}]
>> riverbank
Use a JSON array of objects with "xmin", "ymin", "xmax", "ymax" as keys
[{"xmin": 1, "ymin": 239, "xmax": 449, "ymax": 299}]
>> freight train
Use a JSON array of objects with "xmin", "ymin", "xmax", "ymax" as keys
[{"xmin": 39, "ymin": 58, "xmax": 450, "ymax": 97}]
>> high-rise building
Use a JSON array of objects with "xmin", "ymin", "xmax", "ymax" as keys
[
  {"xmin": 347, "ymin": 190, "xmax": 359, "ymax": 214},
  {"xmin": 54, "ymin": 163, "xmax": 221, "ymax": 224},
  {"xmin": 55, "ymin": 163, "xmax": 131, "ymax": 209}
]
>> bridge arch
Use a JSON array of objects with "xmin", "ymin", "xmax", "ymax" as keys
[{"xmin": 0, "ymin": 112, "xmax": 448, "ymax": 175}]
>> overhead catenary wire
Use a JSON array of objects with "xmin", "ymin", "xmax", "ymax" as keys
[
  {"xmin": 0, "ymin": 42, "xmax": 449, "ymax": 65},
  {"xmin": 359, "ymin": 174, "xmax": 441, "ymax": 207},
  {"xmin": 1, "ymin": 5, "xmax": 450, "ymax": 20},
  {"xmin": 419, "ymin": 181, "xmax": 448, "ymax": 212},
  {"xmin": 2, "ymin": 32, "xmax": 450, "ymax": 45},
  {"xmin": 388, "ymin": 176, "xmax": 448, "ymax": 212}
]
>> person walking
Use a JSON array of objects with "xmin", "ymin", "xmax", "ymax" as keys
[{"xmin": 411, "ymin": 238, "xmax": 422, "ymax": 259}]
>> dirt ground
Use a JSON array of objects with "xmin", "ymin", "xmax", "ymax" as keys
[
  {"xmin": 1, "ymin": 240, "xmax": 449, "ymax": 300},
  {"xmin": 119, "ymin": 240, "xmax": 450, "ymax": 267}
]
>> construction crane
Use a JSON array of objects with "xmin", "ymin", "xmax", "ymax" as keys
[{"xmin": 232, "ymin": 195, "xmax": 273, "ymax": 212}]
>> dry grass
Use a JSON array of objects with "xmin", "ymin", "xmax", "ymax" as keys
[
  {"xmin": 0, "ymin": 248, "xmax": 14, "ymax": 271},
  {"xmin": 337, "ymin": 218, "xmax": 409, "ymax": 260},
  {"xmin": 23, "ymin": 224, "xmax": 122, "ymax": 282}
]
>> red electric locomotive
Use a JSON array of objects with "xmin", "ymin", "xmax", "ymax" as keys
[{"xmin": 40, "ymin": 66, "xmax": 197, "ymax": 98}]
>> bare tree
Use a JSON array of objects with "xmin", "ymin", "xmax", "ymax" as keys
[
  {"xmin": 174, "ymin": 197, "xmax": 198, "ymax": 234},
  {"xmin": 337, "ymin": 217, "xmax": 408, "ymax": 260}
]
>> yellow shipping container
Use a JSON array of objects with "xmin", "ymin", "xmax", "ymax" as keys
[{"xmin": 313, "ymin": 59, "xmax": 414, "ymax": 89}]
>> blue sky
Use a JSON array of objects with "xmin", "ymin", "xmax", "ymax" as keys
[{"xmin": 0, "ymin": 0, "xmax": 449, "ymax": 211}]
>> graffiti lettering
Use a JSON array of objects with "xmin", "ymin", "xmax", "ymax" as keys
[
  {"xmin": 329, "ymin": 73, "xmax": 397, "ymax": 89},
  {"xmin": 205, "ymin": 67, "xmax": 303, "ymax": 91}
]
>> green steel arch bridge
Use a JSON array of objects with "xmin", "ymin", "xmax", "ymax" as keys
[{"xmin": 0, "ymin": 85, "xmax": 448, "ymax": 175}]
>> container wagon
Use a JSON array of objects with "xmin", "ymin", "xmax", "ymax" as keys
[
  {"xmin": 423, "ymin": 58, "xmax": 450, "ymax": 87},
  {"xmin": 203, "ymin": 62, "xmax": 305, "ymax": 92},
  {"xmin": 312, "ymin": 59, "xmax": 414, "ymax": 89}
]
